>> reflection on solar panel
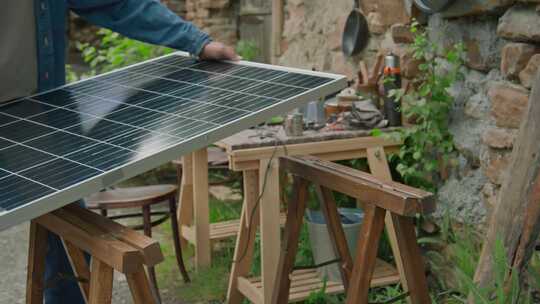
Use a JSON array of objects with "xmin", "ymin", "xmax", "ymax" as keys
[{"xmin": 0, "ymin": 52, "xmax": 346, "ymax": 230}]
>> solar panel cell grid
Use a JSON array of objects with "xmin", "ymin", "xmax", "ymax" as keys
[{"xmin": 0, "ymin": 52, "xmax": 346, "ymax": 230}]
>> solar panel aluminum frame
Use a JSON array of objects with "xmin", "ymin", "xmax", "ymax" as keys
[{"xmin": 0, "ymin": 51, "xmax": 347, "ymax": 231}]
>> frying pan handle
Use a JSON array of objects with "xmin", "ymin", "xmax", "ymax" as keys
[{"xmin": 354, "ymin": 0, "xmax": 360, "ymax": 10}]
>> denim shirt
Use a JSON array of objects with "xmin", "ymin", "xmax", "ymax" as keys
[{"xmin": 37, "ymin": 0, "xmax": 211, "ymax": 92}]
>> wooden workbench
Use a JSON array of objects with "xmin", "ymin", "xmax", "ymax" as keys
[{"xmin": 176, "ymin": 127, "xmax": 407, "ymax": 303}]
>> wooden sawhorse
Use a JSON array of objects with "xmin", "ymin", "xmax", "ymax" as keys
[
  {"xmin": 273, "ymin": 156, "xmax": 434, "ymax": 303},
  {"xmin": 26, "ymin": 204, "xmax": 163, "ymax": 304},
  {"xmin": 224, "ymin": 135, "xmax": 411, "ymax": 303}
]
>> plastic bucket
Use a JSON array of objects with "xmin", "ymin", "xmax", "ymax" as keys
[{"xmin": 305, "ymin": 208, "xmax": 364, "ymax": 283}]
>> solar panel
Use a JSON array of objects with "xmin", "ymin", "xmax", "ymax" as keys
[{"xmin": 0, "ymin": 52, "xmax": 347, "ymax": 231}]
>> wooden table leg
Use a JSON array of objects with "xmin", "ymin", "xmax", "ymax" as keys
[
  {"xmin": 127, "ymin": 270, "xmax": 159, "ymax": 304},
  {"xmin": 193, "ymin": 148, "xmax": 211, "ymax": 268},
  {"xmin": 26, "ymin": 221, "xmax": 48, "ymax": 304},
  {"xmin": 227, "ymin": 170, "xmax": 260, "ymax": 304},
  {"xmin": 177, "ymin": 154, "xmax": 194, "ymax": 248},
  {"xmin": 271, "ymin": 177, "xmax": 309, "ymax": 304},
  {"xmin": 346, "ymin": 205, "xmax": 386, "ymax": 304},
  {"xmin": 367, "ymin": 147, "xmax": 410, "ymax": 297},
  {"xmin": 88, "ymin": 260, "xmax": 114, "ymax": 304},
  {"xmin": 259, "ymin": 158, "xmax": 281, "ymax": 304}
]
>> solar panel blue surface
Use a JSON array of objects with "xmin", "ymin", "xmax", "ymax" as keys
[{"xmin": 0, "ymin": 52, "xmax": 347, "ymax": 230}]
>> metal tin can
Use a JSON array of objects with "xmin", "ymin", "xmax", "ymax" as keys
[{"xmin": 284, "ymin": 113, "xmax": 304, "ymax": 137}]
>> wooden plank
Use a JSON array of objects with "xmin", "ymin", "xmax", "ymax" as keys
[
  {"xmin": 177, "ymin": 154, "xmax": 194, "ymax": 248},
  {"xmin": 315, "ymin": 185, "xmax": 354, "ymax": 289},
  {"xmin": 193, "ymin": 148, "xmax": 211, "ymax": 268},
  {"xmin": 367, "ymin": 147, "xmax": 410, "ymax": 302},
  {"xmin": 346, "ymin": 205, "xmax": 387, "ymax": 304},
  {"xmin": 217, "ymin": 126, "xmax": 401, "ymax": 151},
  {"xmin": 389, "ymin": 214, "xmax": 431, "ymax": 303},
  {"xmin": 26, "ymin": 221, "xmax": 48, "ymax": 304},
  {"xmin": 62, "ymin": 205, "xmax": 163, "ymax": 267},
  {"xmin": 280, "ymin": 156, "xmax": 434, "ymax": 216},
  {"xmin": 181, "ymin": 225, "xmax": 195, "ymax": 244},
  {"xmin": 271, "ymin": 0, "xmax": 284, "ymax": 63},
  {"xmin": 126, "ymin": 270, "xmax": 158, "ymax": 304},
  {"xmin": 63, "ymin": 239, "xmax": 91, "ymax": 302},
  {"xmin": 227, "ymin": 170, "xmax": 261, "ymax": 304},
  {"xmin": 271, "ymin": 177, "xmax": 309, "ymax": 304},
  {"xmin": 35, "ymin": 212, "xmax": 143, "ymax": 274},
  {"xmin": 238, "ymin": 276, "xmax": 264, "ymax": 304},
  {"xmin": 239, "ymin": 260, "xmax": 400, "ymax": 303},
  {"xmin": 259, "ymin": 158, "xmax": 281, "ymax": 303},
  {"xmin": 88, "ymin": 260, "xmax": 113, "ymax": 304},
  {"xmin": 230, "ymin": 137, "xmax": 400, "ymax": 163},
  {"xmin": 474, "ymin": 72, "xmax": 540, "ymax": 293},
  {"xmin": 230, "ymin": 147, "xmax": 402, "ymax": 172}
]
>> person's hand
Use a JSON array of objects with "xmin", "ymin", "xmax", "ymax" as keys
[{"xmin": 199, "ymin": 42, "xmax": 241, "ymax": 61}]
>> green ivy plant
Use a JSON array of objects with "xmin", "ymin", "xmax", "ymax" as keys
[
  {"xmin": 374, "ymin": 21, "xmax": 465, "ymax": 191},
  {"xmin": 235, "ymin": 40, "xmax": 259, "ymax": 61},
  {"xmin": 76, "ymin": 28, "xmax": 174, "ymax": 74}
]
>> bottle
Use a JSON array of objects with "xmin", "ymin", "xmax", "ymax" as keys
[{"xmin": 383, "ymin": 54, "xmax": 402, "ymax": 127}]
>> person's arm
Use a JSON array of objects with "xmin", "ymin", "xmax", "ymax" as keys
[{"xmin": 68, "ymin": 0, "xmax": 238, "ymax": 59}]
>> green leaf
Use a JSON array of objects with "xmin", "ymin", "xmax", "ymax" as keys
[{"xmin": 371, "ymin": 129, "xmax": 383, "ymax": 137}]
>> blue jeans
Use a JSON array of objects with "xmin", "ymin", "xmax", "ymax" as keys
[{"xmin": 44, "ymin": 200, "xmax": 87, "ymax": 304}]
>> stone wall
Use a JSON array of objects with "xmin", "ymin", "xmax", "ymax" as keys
[{"xmin": 277, "ymin": 0, "xmax": 540, "ymax": 223}]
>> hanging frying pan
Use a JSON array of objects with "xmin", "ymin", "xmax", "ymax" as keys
[
  {"xmin": 413, "ymin": 0, "xmax": 456, "ymax": 14},
  {"xmin": 342, "ymin": 0, "xmax": 370, "ymax": 57}
]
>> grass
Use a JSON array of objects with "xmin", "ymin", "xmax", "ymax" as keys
[
  {"xmin": 155, "ymin": 196, "xmax": 242, "ymax": 303},
  {"xmin": 147, "ymin": 171, "xmax": 540, "ymax": 304},
  {"xmin": 152, "ymin": 187, "xmax": 412, "ymax": 303}
]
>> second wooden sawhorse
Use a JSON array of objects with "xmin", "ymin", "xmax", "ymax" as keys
[
  {"xmin": 174, "ymin": 132, "xmax": 412, "ymax": 303},
  {"xmin": 223, "ymin": 135, "xmax": 414, "ymax": 303},
  {"xmin": 273, "ymin": 156, "xmax": 434, "ymax": 303}
]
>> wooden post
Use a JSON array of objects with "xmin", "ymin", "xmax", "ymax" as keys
[
  {"xmin": 193, "ymin": 148, "xmax": 211, "ymax": 268},
  {"xmin": 315, "ymin": 185, "xmax": 354, "ymax": 288},
  {"xmin": 26, "ymin": 221, "xmax": 48, "ymax": 304},
  {"xmin": 346, "ymin": 205, "xmax": 387, "ymax": 304},
  {"xmin": 126, "ymin": 270, "xmax": 158, "ymax": 304},
  {"xmin": 227, "ymin": 170, "xmax": 260, "ymax": 304},
  {"xmin": 271, "ymin": 177, "xmax": 309, "ymax": 304},
  {"xmin": 388, "ymin": 214, "xmax": 430, "ymax": 303},
  {"xmin": 473, "ymin": 71, "xmax": 540, "ymax": 293},
  {"xmin": 271, "ymin": 0, "xmax": 284, "ymax": 64},
  {"xmin": 88, "ymin": 260, "xmax": 114, "ymax": 304},
  {"xmin": 63, "ymin": 239, "xmax": 91, "ymax": 302},
  {"xmin": 178, "ymin": 154, "xmax": 194, "ymax": 248},
  {"xmin": 367, "ymin": 147, "xmax": 410, "ymax": 300},
  {"xmin": 259, "ymin": 158, "xmax": 281, "ymax": 303}
]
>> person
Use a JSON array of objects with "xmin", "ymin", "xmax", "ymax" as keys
[{"xmin": 0, "ymin": 1, "xmax": 239, "ymax": 303}]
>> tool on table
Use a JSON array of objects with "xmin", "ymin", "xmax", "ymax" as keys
[
  {"xmin": 383, "ymin": 53, "xmax": 403, "ymax": 127},
  {"xmin": 342, "ymin": 0, "xmax": 370, "ymax": 57},
  {"xmin": 345, "ymin": 100, "xmax": 387, "ymax": 129},
  {"xmin": 357, "ymin": 53, "xmax": 385, "ymax": 95}
]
